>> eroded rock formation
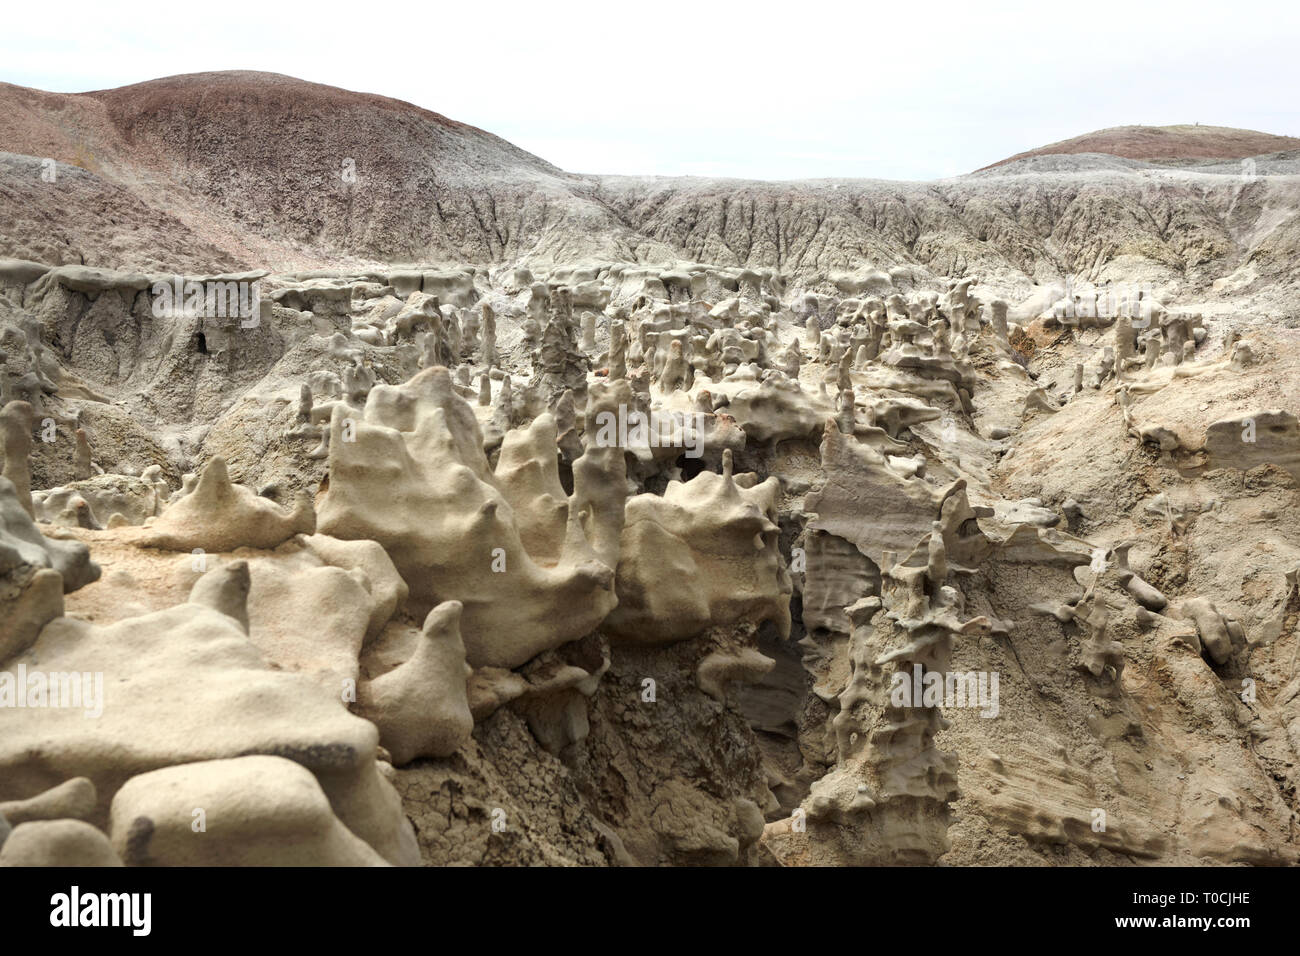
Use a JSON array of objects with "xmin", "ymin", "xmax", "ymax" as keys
[{"xmin": 1, "ymin": 173, "xmax": 1298, "ymax": 870}]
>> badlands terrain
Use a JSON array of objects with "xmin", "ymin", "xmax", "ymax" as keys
[{"xmin": 1, "ymin": 71, "xmax": 1299, "ymax": 866}]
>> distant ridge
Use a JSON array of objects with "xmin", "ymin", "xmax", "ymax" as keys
[
  {"xmin": 977, "ymin": 124, "xmax": 1300, "ymax": 171},
  {"xmin": 3, "ymin": 73, "xmax": 1300, "ymax": 296}
]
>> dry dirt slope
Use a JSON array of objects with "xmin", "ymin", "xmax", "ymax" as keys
[
  {"xmin": 3, "ymin": 73, "xmax": 1300, "ymax": 313},
  {"xmin": 979, "ymin": 124, "xmax": 1300, "ymax": 170}
]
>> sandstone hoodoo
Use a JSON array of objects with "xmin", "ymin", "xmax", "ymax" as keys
[{"xmin": 1, "ymin": 66, "xmax": 1299, "ymax": 874}]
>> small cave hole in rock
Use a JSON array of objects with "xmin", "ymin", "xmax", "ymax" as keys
[{"xmin": 676, "ymin": 453, "xmax": 707, "ymax": 481}]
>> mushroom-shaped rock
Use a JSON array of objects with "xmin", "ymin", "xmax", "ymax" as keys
[
  {"xmin": 135, "ymin": 457, "xmax": 314, "ymax": 552},
  {"xmin": 356, "ymin": 601, "xmax": 473, "ymax": 765}
]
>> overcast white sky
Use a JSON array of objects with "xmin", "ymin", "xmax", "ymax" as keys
[{"xmin": 5, "ymin": 0, "xmax": 1299, "ymax": 181}]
